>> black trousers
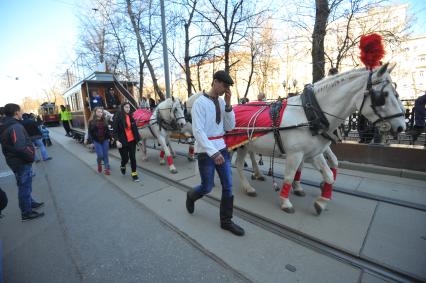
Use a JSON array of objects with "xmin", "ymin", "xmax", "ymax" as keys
[
  {"xmin": 62, "ymin": 120, "xmax": 71, "ymax": 135},
  {"xmin": 119, "ymin": 141, "xmax": 137, "ymax": 172}
]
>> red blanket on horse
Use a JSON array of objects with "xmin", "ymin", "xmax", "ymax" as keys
[
  {"xmin": 224, "ymin": 101, "xmax": 287, "ymax": 150},
  {"xmin": 133, "ymin": 109, "xmax": 152, "ymax": 128}
]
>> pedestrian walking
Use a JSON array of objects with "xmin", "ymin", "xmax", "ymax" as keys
[
  {"xmin": 60, "ymin": 105, "xmax": 72, "ymax": 137},
  {"xmin": 86, "ymin": 107, "xmax": 111, "ymax": 175},
  {"xmin": 186, "ymin": 70, "xmax": 245, "ymax": 236},
  {"xmin": 21, "ymin": 113, "xmax": 52, "ymax": 162},
  {"xmin": 0, "ymin": 103, "xmax": 45, "ymax": 221},
  {"xmin": 112, "ymin": 102, "xmax": 141, "ymax": 182}
]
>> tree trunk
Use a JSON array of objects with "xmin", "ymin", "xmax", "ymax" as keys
[
  {"xmin": 137, "ymin": 40, "xmax": 144, "ymax": 100},
  {"xmin": 243, "ymin": 53, "xmax": 255, "ymax": 98},
  {"xmin": 184, "ymin": 23, "xmax": 192, "ymax": 98},
  {"xmin": 126, "ymin": 0, "xmax": 165, "ymax": 101},
  {"xmin": 197, "ymin": 63, "xmax": 202, "ymax": 91},
  {"xmin": 312, "ymin": 0, "xmax": 329, "ymax": 83},
  {"xmin": 224, "ymin": 42, "xmax": 230, "ymax": 73}
]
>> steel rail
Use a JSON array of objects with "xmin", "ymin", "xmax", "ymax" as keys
[
  {"xmin": 131, "ymin": 149, "xmax": 422, "ymax": 282},
  {"xmin": 152, "ymin": 144, "xmax": 426, "ymax": 212}
]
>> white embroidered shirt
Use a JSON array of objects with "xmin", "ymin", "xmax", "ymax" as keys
[{"xmin": 192, "ymin": 94, "xmax": 235, "ymax": 157}]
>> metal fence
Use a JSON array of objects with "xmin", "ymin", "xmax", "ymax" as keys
[{"xmin": 340, "ymin": 100, "xmax": 425, "ymax": 146}]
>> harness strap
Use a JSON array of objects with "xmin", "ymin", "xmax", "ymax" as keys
[
  {"xmin": 269, "ymin": 101, "xmax": 285, "ymax": 154},
  {"xmin": 208, "ymin": 135, "xmax": 223, "ymax": 140},
  {"xmin": 301, "ymin": 85, "xmax": 330, "ymax": 136}
]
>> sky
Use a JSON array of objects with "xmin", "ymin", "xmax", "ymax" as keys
[
  {"xmin": 0, "ymin": 0, "xmax": 425, "ymax": 107},
  {"xmin": 0, "ymin": 0, "xmax": 81, "ymax": 106}
]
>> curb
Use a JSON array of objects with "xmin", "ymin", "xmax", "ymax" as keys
[{"xmin": 338, "ymin": 161, "xmax": 426, "ymax": 181}]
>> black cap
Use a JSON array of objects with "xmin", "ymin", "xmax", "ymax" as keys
[{"xmin": 213, "ymin": 70, "xmax": 234, "ymax": 86}]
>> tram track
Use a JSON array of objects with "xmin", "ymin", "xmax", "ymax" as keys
[
  {"xmin": 139, "ymin": 161, "xmax": 419, "ymax": 282},
  {"xmin": 158, "ymin": 143, "xmax": 426, "ymax": 212},
  {"xmin": 137, "ymin": 145, "xmax": 423, "ymax": 282}
]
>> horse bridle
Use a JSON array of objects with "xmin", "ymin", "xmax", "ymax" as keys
[
  {"xmin": 359, "ymin": 72, "xmax": 404, "ymax": 126},
  {"xmin": 155, "ymin": 98, "xmax": 186, "ymax": 130}
]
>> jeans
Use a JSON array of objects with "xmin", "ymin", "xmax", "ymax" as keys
[
  {"xmin": 33, "ymin": 138, "xmax": 49, "ymax": 161},
  {"xmin": 14, "ymin": 164, "xmax": 33, "ymax": 214},
  {"xmin": 194, "ymin": 149, "xmax": 233, "ymax": 198},
  {"xmin": 119, "ymin": 141, "xmax": 137, "ymax": 172},
  {"xmin": 94, "ymin": 140, "xmax": 110, "ymax": 169}
]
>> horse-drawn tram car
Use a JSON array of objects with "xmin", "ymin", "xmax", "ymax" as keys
[
  {"xmin": 62, "ymin": 72, "xmax": 138, "ymax": 141},
  {"xmin": 38, "ymin": 102, "xmax": 60, "ymax": 126}
]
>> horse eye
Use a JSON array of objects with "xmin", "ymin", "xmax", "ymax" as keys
[{"xmin": 384, "ymin": 92, "xmax": 389, "ymax": 97}]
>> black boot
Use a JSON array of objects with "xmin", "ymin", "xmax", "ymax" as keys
[
  {"xmin": 220, "ymin": 196, "xmax": 245, "ymax": 236},
  {"xmin": 186, "ymin": 190, "xmax": 203, "ymax": 214}
]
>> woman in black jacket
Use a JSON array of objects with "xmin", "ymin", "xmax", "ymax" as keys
[
  {"xmin": 87, "ymin": 107, "xmax": 111, "ymax": 175},
  {"xmin": 112, "ymin": 102, "xmax": 141, "ymax": 182}
]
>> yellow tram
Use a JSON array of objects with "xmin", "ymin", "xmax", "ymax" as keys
[{"xmin": 38, "ymin": 102, "xmax": 60, "ymax": 126}]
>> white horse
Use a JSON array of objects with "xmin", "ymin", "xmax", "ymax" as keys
[
  {"xmin": 137, "ymin": 97, "xmax": 187, "ymax": 173},
  {"xmin": 236, "ymin": 64, "xmax": 405, "ymax": 214},
  {"xmin": 182, "ymin": 93, "xmax": 339, "ymax": 208}
]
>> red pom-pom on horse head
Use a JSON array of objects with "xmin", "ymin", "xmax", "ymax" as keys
[{"xmin": 359, "ymin": 33, "xmax": 385, "ymax": 70}]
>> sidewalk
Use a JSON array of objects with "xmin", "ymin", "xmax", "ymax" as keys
[{"xmin": 48, "ymin": 127, "xmax": 426, "ymax": 281}]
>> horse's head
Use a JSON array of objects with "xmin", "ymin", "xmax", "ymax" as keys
[
  {"xmin": 170, "ymin": 96, "xmax": 187, "ymax": 129},
  {"xmin": 359, "ymin": 63, "xmax": 406, "ymax": 134}
]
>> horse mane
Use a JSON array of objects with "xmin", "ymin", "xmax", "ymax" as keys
[{"xmin": 313, "ymin": 68, "xmax": 367, "ymax": 95}]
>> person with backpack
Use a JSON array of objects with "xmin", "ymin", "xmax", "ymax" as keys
[
  {"xmin": 21, "ymin": 113, "xmax": 52, "ymax": 162},
  {"xmin": 0, "ymin": 103, "xmax": 45, "ymax": 221}
]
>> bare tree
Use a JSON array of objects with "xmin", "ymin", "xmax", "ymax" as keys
[
  {"xmin": 196, "ymin": 0, "xmax": 261, "ymax": 73},
  {"xmin": 325, "ymin": 1, "xmax": 410, "ymax": 71},
  {"xmin": 126, "ymin": 0, "xmax": 165, "ymax": 101},
  {"xmin": 168, "ymin": 0, "xmax": 222, "ymax": 97}
]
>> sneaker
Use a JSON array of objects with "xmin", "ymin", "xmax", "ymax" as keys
[
  {"xmin": 43, "ymin": 157, "xmax": 52, "ymax": 161},
  {"xmin": 22, "ymin": 211, "xmax": 45, "ymax": 222},
  {"xmin": 120, "ymin": 166, "xmax": 126, "ymax": 175},
  {"xmin": 32, "ymin": 202, "xmax": 44, "ymax": 210},
  {"xmin": 131, "ymin": 172, "xmax": 140, "ymax": 182},
  {"xmin": 97, "ymin": 163, "xmax": 102, "ymax": 173},
  {"xmin": 104, "ymin": 168, "xmax": 110, "ymax": 175}
]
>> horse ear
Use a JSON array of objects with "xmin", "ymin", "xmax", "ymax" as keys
[
  {"xmin": 377, "ymin": 62, "xmax": 389, "ymax": 77},
  {"xmin": 388, "ymin": 63, "xmax": 396, "ymax": 74}
]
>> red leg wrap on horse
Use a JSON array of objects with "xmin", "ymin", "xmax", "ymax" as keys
[
  {"xmin": 280, "ymin": 183, "xmax": 292, "ymax": 198},
  {"xmin": 331, "ymin": 167, "xmax": 337, "ymax": 181},
  {"xmin": 167, "ymin": 155, "xmax": 173, "ymax": 166},
  {"xmin": 189, "ymin": 146, "xmax": 194, "ymax": 155},
  {"xmin": 160, "ymin": 151, "xmax": 165, "ymax": 158},
  {"xmin": 322, "ymin": 183, "xmax": 332, "ymax": 199},
  {"xmin": 294, "ymin": 170, "xmax": 302, "ymax": 181}
]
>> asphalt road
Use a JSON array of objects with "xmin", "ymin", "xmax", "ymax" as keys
[{"xmin": 0, "ymin": 143, "xmax": 246, "ymax": 283}]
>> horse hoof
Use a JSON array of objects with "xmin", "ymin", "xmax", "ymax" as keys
[
  {"xmin": 257, "ymin": 176, "xmax": 265, "ymax": 181},
  {"xmin": 170, "ymin": 169, "xmax": 178, "ymax": 174},
  {"xmin": 293, "ymin": 190, "xmax": 306, "ymax": 197},
  {"xmin": 282, "ymin": 207, "xmax": 295, "ymax": 214},
  {"xmin": 246, "ymin": 191, "xmax": 257, "ymax": 197},
  {"xmin": 314, "ymin": 202, "xmax": 323, "ymax": 215},
  {"xmin": 187, "ymin": 157, "xmax": 195, "ymax": 162}
]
